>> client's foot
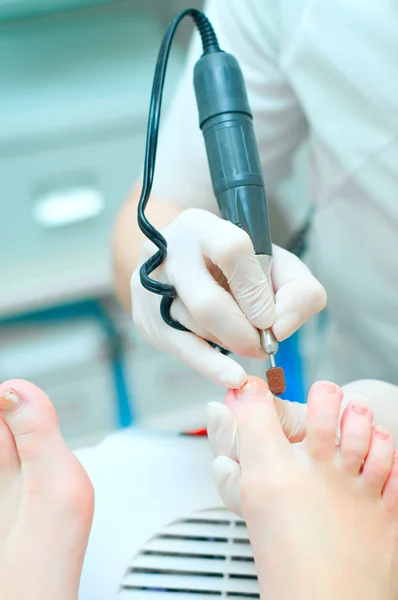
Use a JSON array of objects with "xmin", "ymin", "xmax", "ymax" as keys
[
  {"xmin": 0, "ymin": 380, "xmax": 94, "ymax": 600},
  {"xmin": 229, "ymin": 378, "xmax": 398, "ymax": 600}
]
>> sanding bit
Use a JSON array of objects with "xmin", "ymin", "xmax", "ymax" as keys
[{"xmin": 193, "ymin": 49, "xmax": 286, "ymax": 396}]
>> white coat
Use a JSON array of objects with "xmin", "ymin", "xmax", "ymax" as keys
[{"xmin": 152, "ymin": 0, "xmax": 398, "ymax": 386}]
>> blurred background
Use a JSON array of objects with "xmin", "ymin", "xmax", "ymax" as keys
[{"xmin": 0, "ymin": 0, "xmax": 310, "ymax": 449}]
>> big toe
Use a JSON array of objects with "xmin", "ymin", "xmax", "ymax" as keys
[
  {"xmin": 306, "ymin": 381, "xmax": 343, "ymax": 461},
  {"xmin": 0, "ymin": 382, "xmax": 94, "ymax": 599},
  {"xmin": 226, "ymin": 376, "xmax": 289, "ymax": 468},
  {"xmin": 0, "ymin": 380, "xmax": 88, "ymax": 489},
  {"xmin": 0, "ymin": 399, "xmax": 21, "ymax": 531}
]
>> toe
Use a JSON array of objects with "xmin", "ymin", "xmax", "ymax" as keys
[
  {"xmin": 0, "ymin": 380, "xmax": 94, "ymax": 522},
  {"xmin": 0, "ymin": 414, "xmax": 19, "ymax": 474},
  {"xmin": 382, "ymin": 451, "xmax": 398, "ymax": 515},
  {"xmin": 0, "ymin": 381, "xmax": 94, "ymax": 599},
  {"xmin": 228, "ymin": 377, "xmax": 291, "ymax": 518},
  {"xmin": 361, "ymin": 426, "xmax": 395, "ymax": 498},
  {"xmin": 227, "ymin": 376, "xmax": 289, "ymax": 468},
  {"xmin": 339, "ymin": 401, "xmax": 373, "ymax": 475},
  {"xmin": 306, "ymin": 381, "xmax": 343, "ymax": 461},
  {"xmin": 0, "ymin": 380, "xmax": 69, "ymax": 475}
]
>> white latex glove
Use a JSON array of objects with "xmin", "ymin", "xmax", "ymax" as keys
[
  {"xmin": 207, "ymin": 394, "xmax": 307, "ymax": 516},
  {"xmin": 131, "ymin": 208, "xmax": 326, "ymax": 388}
]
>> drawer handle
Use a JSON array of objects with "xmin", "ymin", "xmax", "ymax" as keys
[{"xmin": 33, "ymin": 186, "xmax": 104, "ymax": 228}]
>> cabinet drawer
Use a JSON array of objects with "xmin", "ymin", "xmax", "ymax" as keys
[
  {"xmin": 125, "ymin": 338, "xmax": 265, "ymax": 428},
  {"xmin": 43, "ymin": 361, "xmax": 117, "ymax": 446},
  {"xmin": 0, "ymin": 318, "xmax": 118, "ymax": 446},
  {"xmin": 126, "ymin": 348, "xmax": 223, "ymax": 424},
  {"xmin": 0, "ymin": 131, "xmax": 145, "ymax": 312}
]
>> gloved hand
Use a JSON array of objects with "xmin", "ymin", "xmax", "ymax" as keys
[
  {"xmin": 207, "ymin": 383, "xmax": 307, "ymax": 516},
  {"xmin": 131, "ymin": 207, "xmax": 326, "ymax": 388}
]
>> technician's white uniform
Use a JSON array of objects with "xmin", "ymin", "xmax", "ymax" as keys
[
  {"xmin": 154, "ymin": 0, "xmax": 398, "ymax": 387},
  {"xmin": 78, "ymin": 1, "xmax": 398, "ymax": 597}
]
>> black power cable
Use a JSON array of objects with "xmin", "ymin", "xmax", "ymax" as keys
[{"xmin": 137, "ymin": 9, "xmax": 229, "ymax": 355}]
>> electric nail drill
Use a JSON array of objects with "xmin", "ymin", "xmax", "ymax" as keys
[
  {"xmin": 138, "ymin": 9, "xmax": 286, "ymax": 396},
  {"xmin": 193, "ymin": 48, "xmax": 285, "ymax": 395}
]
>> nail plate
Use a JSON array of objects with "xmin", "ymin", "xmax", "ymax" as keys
[
  {"xmin": 351, "ymin": 403, "xmax": 368, "ymax": 416},
  {"xmin": 236, "ymin": 378, "xmax": 271, "ymax": 402},
  {"xmin": 313, "ymin": 381, "xmax": 338, "ymax": 394},
  {"xmin": 0, "ymin": 388, "xmax": 23, "ymax": 414},
  {"xmin": 373, "ymin": 426, "xmax": 390, "ymax": 441}
]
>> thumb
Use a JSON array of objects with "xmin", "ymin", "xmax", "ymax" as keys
[
  {"xmin": 213, "ymin": 455, "xmax": 243, "ymax": 517},
  {"xmin": 207, "ymin": 401, "xmax": 238, "ymax": 460},
  {"xmin": 274, "ymin": 397, "xmax": 307, "ymax": 443}
]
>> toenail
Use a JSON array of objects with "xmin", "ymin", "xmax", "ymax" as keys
[
  {"xmin": 312, "ymin": 381, "xmax": 338, "ymax": 394},
  {"xmin": 0, "ymin": 388, "xmax": 24, "ymax": 414},
  {"xmin": 351, "ymin": 403, "xmax": 368, "ymax": 416},
  {"xmin": 373, "ymin": 426, "xmax": 390, "ymax": 441},
  {"xmin": 236, "ymin": 378, "xmax": 272, "ymax": 402}
]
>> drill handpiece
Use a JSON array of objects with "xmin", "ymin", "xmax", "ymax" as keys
[{"xmin": 193, "ymin": 48, "xmax": 285, "ymax": 395}]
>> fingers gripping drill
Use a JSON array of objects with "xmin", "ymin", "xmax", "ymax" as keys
[
  {"xmin": 193, "ymin": 46, "xmax": 286, "ymax": 395},
  {"xmin": 137, "ymin": 9, "xmax": 286, "ymax": 394}
]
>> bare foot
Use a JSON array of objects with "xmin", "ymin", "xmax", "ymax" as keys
[
  {"xmin": 0, "ymin": 380, "xmax": 94, "ymax": 600},
  {"xmin": 230, "ymin": 378, "xmax": 398, "ymax": 600}
]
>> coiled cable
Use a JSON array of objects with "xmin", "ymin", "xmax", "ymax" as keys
[{"xmin": 137, "ymin": 9, "xmax": 229, "ymax": 354}]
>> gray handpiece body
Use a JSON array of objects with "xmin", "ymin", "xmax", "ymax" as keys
[{"xmin": 193, "ymin": 50, "xmax": 272, "ymax": 258}]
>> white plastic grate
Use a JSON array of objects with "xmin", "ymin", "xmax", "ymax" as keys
[{"xmin": 118, "ymin": 508, "xmax": 259, "ymax": 598}]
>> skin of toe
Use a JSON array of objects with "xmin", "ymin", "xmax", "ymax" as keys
[
  {"xmin": 305, "ymin": 382, "xmax": 343, "ymax": 461},
  {"xmin": 382, "ymin": 453, "xmax": 398, "ymax": 515},
  {"xmin": 361, "ymin": 428, "xmax": 395, "ymax": 497},
  {"xmin": 339, "ymin": 401, "xmax": 373, "ymax": 474},
  {"xmin": 230, "ymin": 379, "xmax": 398, "ymax": 600},
  {"xmin": 0, "ymin": 379, "xmax": 95, "ymax": 600}
]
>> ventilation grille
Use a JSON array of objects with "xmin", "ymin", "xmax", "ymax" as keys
[{"xmin": 118, "ymin": 507, "xmax": 259, "ymax": 599}]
